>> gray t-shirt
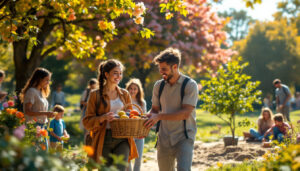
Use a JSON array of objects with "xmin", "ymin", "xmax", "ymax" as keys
[
  {"xmin": 23, "ymin": 88, "xmax": 49, "ymax": 123},
  {"xmin": 275, "ymin": 84, "xmax": 291, "ymax": 106},
  {"xmin": 152, "ymin": 74, "xmax": 199, "ymax": 146}
]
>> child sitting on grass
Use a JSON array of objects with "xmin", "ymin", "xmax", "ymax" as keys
[
  {"xmin": 49, "ymin": 105, "xmax": 69, "ymax": 151},
  {"xmin": 262, "ymin": 113, "xmax": 290, "ymax": 146}
]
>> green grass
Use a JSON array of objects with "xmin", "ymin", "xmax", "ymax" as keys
[
  {"xmin": 196, "ymin": 109, "xmax": 300, "ymax": 142},
  {"xmin": 63, "ymin": 94, "xmax": 300, "ymax": 151}
]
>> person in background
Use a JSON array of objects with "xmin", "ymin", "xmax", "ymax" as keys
[
  {"xmin": 295, "ymin": 92, "xmax": 300, "ymax": 110},
  {"xmin": 0, "ymin": 70, "xmax": 7, "ymax": 110},
  {"xmin": 51, "ymin": 84, "xmax": 65, "ymax": 107},
  {"xmin": 83, "ymin": 59, "xmax": 138, "ymax": 170},
  {"xmin": 126, "ymin": 78, "xmax": 147, "ymax": 171},
  {"xmin": 79, "ymin": 78, "xmax": 98, "ymax": 133},
  {"xmin": 273, "ymin": 79, "xmax": 292, "ymax": 122},
  {"xmin": 49, "ymin": 105, "xmax": 69, "ymax": 151},
  {"xmin": 243, "ymin": 107, "xmax": 274, "ymax": 141},
  {"xmin": 19, "ymin": 68, "xmax": 55, "ymax": 149}
]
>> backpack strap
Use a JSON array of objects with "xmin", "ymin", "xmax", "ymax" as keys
[
  {"xmin": 181, "ymin": 77, "xmax": 190, "ymax": 139},
  {"xmin": 155, "ymin": 80, "xmax": 165, "ymax": 134},
  {"xmin": 155, "ymin": 77, "xmax": 191, "ymax": 147}
]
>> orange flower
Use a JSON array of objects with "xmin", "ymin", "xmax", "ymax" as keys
[
  {"xmin": 6, "ymin": 108, "xmax": 13, "ymax": 114},
  {"xmin": 40, "ymin": 144, "xmax": 46, "ymax": 150},
  {"xmin": 20, "ymin": 118, "xmax": 26, "ymax": 123},
  {"xmin": 90, "ymin": 131, "xmax": 93, "ymax": 138},
  {"xmin": 11, "ymin": 108, "xmax": 17, "ymax": 115},
  {"xmin": 83, "ymin": 145, "xmax": 94, "ymax": 156},
  {"xmin": 40, "ymin": 129, "xmax": 48, "ymax": 137},
  {"xmin": 33, "ymin": 118, "xmax": 38, "ymax": 122},
  {"xmin": 16, "ymin": 112, "xmax": 24, "ymax": 119},
  {"xmin": 98, "ymin": 21, "xmax": 107, "ymax": 30}
]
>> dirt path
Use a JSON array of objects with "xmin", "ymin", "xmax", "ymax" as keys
[{"xmin": 141, "ymin": 140, "xmax": 270, "ymax": 171}]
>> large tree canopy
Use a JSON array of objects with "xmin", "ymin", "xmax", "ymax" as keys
[
  {"xmin": 0, "ymin": 0, "xmax": 235, "ymax": 95},
  {"xmin": 233, "ymin": 19, "xmax": 300, "ymax": 95}
]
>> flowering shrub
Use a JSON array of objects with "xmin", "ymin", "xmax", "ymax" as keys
[
  {"xmin": 0, "ymin": 100, "xmax": 25, "ymax": 134},
  {"xmin": 261, "ymin": 144, "xmax": 300, "ymax": 170}
]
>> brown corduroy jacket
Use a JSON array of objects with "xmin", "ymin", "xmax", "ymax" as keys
[{"xmin": 82, "ymin": 87, "xmax": 138, "ymax": 163}]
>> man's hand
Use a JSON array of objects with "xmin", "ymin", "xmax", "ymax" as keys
[{"xmin": 144, "ymin": 113, "xmax": 160, "ymax": 129}]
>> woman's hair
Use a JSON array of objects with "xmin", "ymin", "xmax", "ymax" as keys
[
  {"xmin": 87, "ymin": 78, "xmax": 98, "ymax": 89},
  {"xmin": 125, "ymin": 78, "xmax": 145, "ymax": 107},
  {"xmin": 259, "ymin": 107, "xmax": 274, "ymax": 121},
  {"xmin": 98, "ymin": 59, "xmax": 124, "ymax": 107},
  {"xmin": 19, "ymin": 68, "xmax": 51, "ymax": 102}
]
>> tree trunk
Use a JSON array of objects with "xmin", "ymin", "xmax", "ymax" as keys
[{"xmin": 13, "ymin": 41, "xmax": 44, "ymax": 97}]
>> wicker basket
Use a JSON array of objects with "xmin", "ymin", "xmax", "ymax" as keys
[{"xmin": 110, "ymin": 103, "xmax": 150, "ymax": 138}]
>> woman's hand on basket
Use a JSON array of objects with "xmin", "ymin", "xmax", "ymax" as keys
[
  {"xmin": 144, "ymin": 113, "xmax": 160, "ymax": 129},
  {"xmin": 103, "ymin": 112, "xmax": 115, "ymax": 122}
]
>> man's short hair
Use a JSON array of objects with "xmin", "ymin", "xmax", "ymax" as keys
[
  {"xmin": 153, "ymin": 47, "xmax": 181, "ymax": 66},
  {"xmin": 273, "ymin": 78, "xmax": 281, "ymax": 85},
  {"xmin": 274, "ymin": 113, "xmax": 284, "ymax": 122},
  {"xmin": 0, "ymin": 70, "xmax": 4, "ymax": 78},
  {"xmin": 53, "ymin": 105, "xmax": 65, "ymax": 113}
]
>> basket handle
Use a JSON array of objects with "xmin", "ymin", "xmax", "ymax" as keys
[{"xmin": 123, "ymin": 103, "xmax": 143, "ymax": 116}]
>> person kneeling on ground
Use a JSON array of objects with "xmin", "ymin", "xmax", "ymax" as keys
[
  {"xmin": 243, "ymin": 107, "xmax": 274, "ymax": 141},
  {"xmin": 262, "ymin": 113, "xmax": 291, "ymax": 146}
]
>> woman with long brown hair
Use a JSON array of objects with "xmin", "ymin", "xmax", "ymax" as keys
[
  {"xmin": 126, "ymin": 78, "xmax": 146, "ymax": 171},
  {"xmin": 243, "ymin": 107, "xmax": 274, "ymax": 141},
  {"xmin": 19, "ymin": 67, "xmax": 55, "ymax": 149},
  {"xmin": 83, "ymin": 59, "xmax": 138, "ymax": 170}
]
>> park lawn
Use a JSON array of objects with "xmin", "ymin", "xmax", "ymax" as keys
[
  {"xmin": 62, "ymin": 100, "xmax": 300, "ymax": 152},
  {"xmin": 196, "ymin": 109, "xmax": 300, "ymax": 142},
  {"xmin": 144, "ymin": 109, "xmax": 300, "ymax": 152}
]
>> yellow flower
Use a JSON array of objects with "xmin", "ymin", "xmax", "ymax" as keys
[
  {"xmin": 217, "ymin": 162, "xmax": 223, "ymax": 168},
  {"xmin": 165, "ymin": 12, "xmax": 174, "ymax": 20},
  {"xmin": 98, "ymin": 21, "xmax": 107, "ymax": 30}
]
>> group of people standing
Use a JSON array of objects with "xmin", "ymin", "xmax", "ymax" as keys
[
  {"xmin": 15, "ymin": 47, "xmax": 198, "ymax": 171},
  {"xmin": 80, "ymin": 48, "xmax": 198, "ymax": 171}
]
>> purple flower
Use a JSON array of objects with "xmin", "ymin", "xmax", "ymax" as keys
[
  {"xmin": 2, "ymin": 102, "xmax": 8, "ymax": 108},
  {"xmin": 13, "ymin": 125, "xmax": 26, "ymax": 140},
  {"xmin": 13, "ymin": 96, "xmax": 18, "ymax": 100},
  {"xmin": 297, "ymin": 120, "xmax": 300, "ymax": 124}
]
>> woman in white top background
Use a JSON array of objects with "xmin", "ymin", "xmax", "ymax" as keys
[
  {"xmin": 19, "ymin": 68, "xmax": 55, "ymax": 149},
  {"xmin": 126, "ymin": 78, "xmax": 147, "ymax": 171}
]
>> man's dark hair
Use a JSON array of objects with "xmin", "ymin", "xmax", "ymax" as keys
[
  {"xmin": 0, "ymin": 70, "xmax": 4, "ymax": 78},
  {"xmin": 273, "ymin": 78, "xmax": 281, "ymax": 85},
  {"xmin": 274, "ymin": 113, "xmax": 283, "ymax": 122},
  {"xmin": 153, "ymin": 47, "xmax": 181, "ymax": 66}
]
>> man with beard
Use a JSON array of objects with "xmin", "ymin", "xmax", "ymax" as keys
[{"xmin": 145, "ymin": 48, "xmax": 198, "ymax": 171}]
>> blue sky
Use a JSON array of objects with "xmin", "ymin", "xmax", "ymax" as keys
[{"xmin": 213, "ymin": 0, "xmax": 282, "ymax": 21}]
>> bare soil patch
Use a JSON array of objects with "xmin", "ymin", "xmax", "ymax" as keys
[{"xmin": 141, "ymin": 140, "xmax": 270, "ymax": 171}]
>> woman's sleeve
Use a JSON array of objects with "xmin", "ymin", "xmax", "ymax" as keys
[
  {"xmin": 24, "ymin": 89, "xmax": 36, "ymax": 105},
  {"xmin": 82, "ymin": 91, "xmax": 102, "ymax": 130}
]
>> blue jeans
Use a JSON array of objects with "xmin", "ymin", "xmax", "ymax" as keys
[
  {"xmin": 128, "ymin": 138, "xmax": 144, "ymax": 171},
  {"xmin": 273, "ymin": 127, "xmax": 284, "ymax": 143},
  {"xmin": 249, "ymin": 128, "xmax": 270, "ymax": 141}
]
